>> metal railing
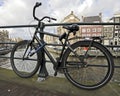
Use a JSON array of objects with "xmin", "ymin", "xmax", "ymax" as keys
[
  {"xmin": 0, "ymin": 42, "xmax": 120, "ymax": 68},
  {"xmin": 0, "ymin": 22, "xmax": 120, "ymax": 69}
]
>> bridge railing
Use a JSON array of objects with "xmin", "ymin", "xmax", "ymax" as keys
[
  {"xmin": 0, "ymin": 41, "xmax": 120, "ymax": 68},
  {"xmin": 0, "ymin": 22, "xmax": 120, "ymax": 77}
]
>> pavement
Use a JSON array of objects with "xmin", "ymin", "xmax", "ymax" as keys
[
  {"xmin": 0, "ymin": 80, "xmax": 66, "ymax": 96},
  {"xmin": 0, "ymin": 67, "xmax": 120, "ymax": 96}
]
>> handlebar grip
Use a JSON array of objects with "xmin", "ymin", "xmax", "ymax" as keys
[
  {"xmin": 33, "ymin": 2, "xmax": 42, "ymax": 21},
  {"xmin": 35, "ymin": 2, "xmax": 42, "ymax": 7},
  {"xmin": 51, "ymin": 17, "xmax": 57, "ymax": 21}
]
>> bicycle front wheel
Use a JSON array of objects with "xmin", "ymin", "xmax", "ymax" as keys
[
  {"xmin": 63, "ymin": 40, "xmax": 114, "ymax": 90},
  {"xmin": 10, "ymin": 40, "xmax": 41, "ymax": 78}
]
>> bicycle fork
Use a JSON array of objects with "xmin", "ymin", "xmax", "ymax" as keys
[
  {"xmin": 29, "ymin": 43, "xmax": 46, "ymax": 57},
  {"xmin": 22, "ymin": 41, "xmax": 46, "ymax": 59}
]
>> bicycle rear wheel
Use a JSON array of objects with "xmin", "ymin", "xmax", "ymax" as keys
[
  {"xmin": 63, "ymin": 40, "xmax": 114, "ymax": 90},
  {"xmin": 10, "ymin": 40, "xmax": 41, "ymax": 78}
]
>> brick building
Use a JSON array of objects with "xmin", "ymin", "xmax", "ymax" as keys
[{"xmin": 81, "ymin": 13, "xmax": 103, "ymax": 38}]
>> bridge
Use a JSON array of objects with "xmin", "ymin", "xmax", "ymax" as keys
[{"xmin": 0, "ymin": 22, "xmax": 120, "ymax": 95}]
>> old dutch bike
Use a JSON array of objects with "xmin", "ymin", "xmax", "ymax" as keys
[{"xmin": 10, "ymin": 2, "xmax": 114, "ymax": 90}]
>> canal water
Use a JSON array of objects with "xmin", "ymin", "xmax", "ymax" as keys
[
  {"xmin": 0, "ymin": 52, "xmax": 64, "ymax": 77},
  {"xmin": 0, "ymin": 50, "xmax": 120, "ymax": 82},
  {"xmin": 113, "ymin": 58, "xmax": 120, "ymax": 82}
]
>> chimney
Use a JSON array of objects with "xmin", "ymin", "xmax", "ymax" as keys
[
  {"xmin": 82, "ymin": 16, "xmax": 84, "ymax": 22},
  {"xmin": 71, "ymin": 11, "xmax": 73, "ymax": 15},
  {"xmin": 99, "ymin": 12, "xmax": 102, "ymax": 22}
]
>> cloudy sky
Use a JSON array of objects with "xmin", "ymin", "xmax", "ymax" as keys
[{"xmin": 0, "ymin": 0, "xmax": 120, "ymax": 39}]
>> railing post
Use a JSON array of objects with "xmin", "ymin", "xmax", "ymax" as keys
[
  {"xmin": 37, "ymin": 49, "xmax": 48, "ymax": 81},
  {"xmin": 37, "ymin": 22, "xmax": 48, "ymax": 82}
]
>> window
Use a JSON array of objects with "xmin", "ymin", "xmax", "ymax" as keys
[
  {"xmin": 104, "ymin": 28, "xmax": 107, "ymax": 32},
  {"xmin": 87, "ymin": 28, "xmax": 91, "ymax": 32},
  {"xmin": 108, "ymin": 27, "xmax": 113, "ymax": 31},
  {"xmin": 115, "ymin": 41, "xmax": 117, "ymax": 45},
  {"xmin": 115, "ymin": 25, "xmax": 120, "ymax": 29},
  {"xmin": 82, "ymin": 28, "xmax": 86, "ymax": 33},
  {"xmin": 109, "ymin": 33, "xmax": 113, "ymax": 38},
  {"xmin": 104, "ymin": 33, "xmax": 107, "ymax": 37},
  {"xmin": 119, "ymin": 32, "xmax": 120, "ymax": 38},
  {"xmin": 93, "ymin": 21, "xmax": 100, "ymax": 23},
  {"xmin": 92, "ymin": 34, "xmax": 96, "ymax": 37},
  {"xmin": 115, "ymin": 18, "xmax": 119, "ymax": 23},
  {"xmin": 97, "ymin": 33, "xmax": 101, "ymax": 36},
  {"xmin": 98, "ymin": 28, "xmax": 102, "ymax": 32},
  {"xmin": 115, "ymin": 33, "xmax": 118, "ymax": 36},
  {"xmin": 92, "ymin": 28, "xmax": 96, "ymax": 32},
  {"xmin": 87, "ymin": 34, "xmax": 91, "ymax": 37},
  {"xmin": 82, "ymin": 34, "xmax": 86, "ymax": 37}
]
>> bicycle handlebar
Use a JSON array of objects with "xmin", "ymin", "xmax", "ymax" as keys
[
  {"xmin": 35, "ymin": 2, "xmax": 41, "ymax": 7},
  {"xmin": 33, "ymin": 2, "xmax": 57, "ymax": 22}
]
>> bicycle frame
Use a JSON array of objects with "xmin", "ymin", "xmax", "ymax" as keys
[
  {"xmin": 10, "ymin": 2, "xmax": 114, "ymax": 90},
  {"xmin": 26, "ymin": 20, "xmax": 103, "ymax": 71},
  {"xmin": 27, "ymin": 21, "xmax": 98, "ymax": 68},
  {"xmin": 29, "ymin": 21, "xmax": 71, "ymax": 69}
]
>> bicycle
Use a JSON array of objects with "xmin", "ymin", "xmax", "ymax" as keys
[{"xmin": 10, "ymin": 2, "xmax": 114, "ymax": 90}]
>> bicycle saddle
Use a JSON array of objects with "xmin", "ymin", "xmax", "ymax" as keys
[{"xmin": 63, "ymin": 24, "xmax": 79, "ymax": 32}]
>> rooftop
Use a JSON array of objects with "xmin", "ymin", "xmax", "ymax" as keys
[{"xmin": 82, "ymin": 13, "xmax": 102, "ymax": 23}]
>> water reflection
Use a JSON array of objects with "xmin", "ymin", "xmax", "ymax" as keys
[
  {"xmin": 113, "ymin": 58, "xmax": 120, "ymax": 82},
  {"xmin": 0, "ymin": 50, "xmax": 120, "ymax": 81}
]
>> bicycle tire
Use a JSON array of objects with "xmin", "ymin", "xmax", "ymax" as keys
[
  {"xmin": 63, "ymin": 40, "xmax": 114, "ymax": 90},
  {"xmin": 10, "ymin": 40, "xmax": 41, "ymax": 78}
]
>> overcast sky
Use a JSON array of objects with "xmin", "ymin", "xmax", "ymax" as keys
[{"xmin": 0, "ymin": 0, "xmax": 120, "ymax": 39}]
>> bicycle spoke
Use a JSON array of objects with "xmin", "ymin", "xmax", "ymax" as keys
[
  {"xmin": 63, "ymin": 41, "xmax": 113, "ymax": 90},
  {"xmin": 11, "ymin": 40, "xmax": 40, "ymax": 78}
]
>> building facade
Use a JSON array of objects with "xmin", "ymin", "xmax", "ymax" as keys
[
  {"xmin": 44, "ymin": 11, "xmax": 119, "ymax": 46},
  {"xmin": 103, "ymin": 25, "xmax": 114, "ymax": 45},
  {"xmin": 0, "ymin": 30, "xmax": 9, "ymax": 47},
  {"xmin": 81, "ymin": 13, "xmax": 103, "ymax": 38},
  {"xmin": 113, "ymin": 12, "xmax": 120, "ymax": 45},
  {"xmin": 57, "ymin": 11, "xmax": 81, "ymax": 44}
]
